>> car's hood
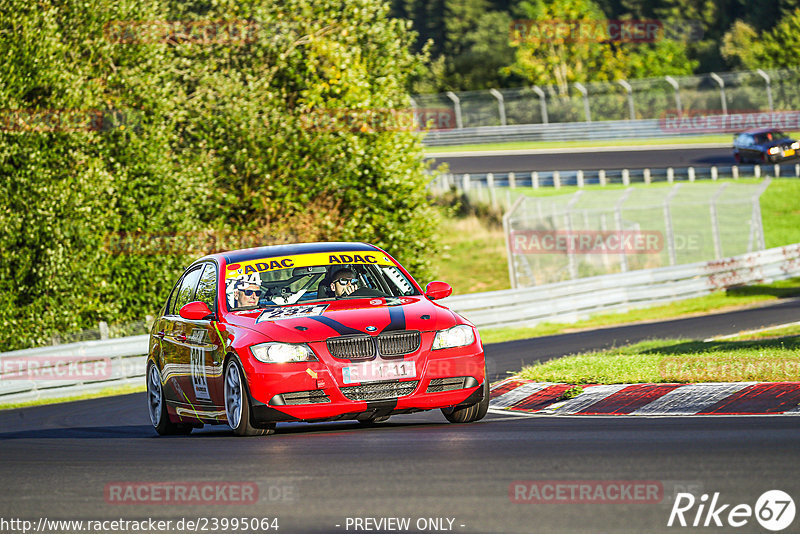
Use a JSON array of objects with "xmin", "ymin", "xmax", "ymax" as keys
[{"xmin": 223, "ymin": 296, "xmax": 461, "ymax": 343}]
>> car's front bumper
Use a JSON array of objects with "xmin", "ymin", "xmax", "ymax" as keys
[{"xmin": 242, "ymin": 333, "xmax": 486, "ymax": 423}]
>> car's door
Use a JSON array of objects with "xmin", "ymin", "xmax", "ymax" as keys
[
  {"xmin": 161, "ymin": 265, "xmax": 204, "ymax": 410},
  {"xmin": 749, "ymin": 134, "xmax": 764, "ymax": 160},
  {"xmin": 191, "ymin": 262, "xmax": 228, "ymax": 415}
]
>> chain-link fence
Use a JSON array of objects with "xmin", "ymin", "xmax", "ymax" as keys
[
  {"xmin": 412, "ymin": 68, "xmax": 800, "ymax": 129},
  {"xmin": 503, "ymin": 181, "xmax": 770, "ymax": 288}
]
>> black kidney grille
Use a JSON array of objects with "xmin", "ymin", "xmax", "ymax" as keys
[
  {"xmin": 377, "ymin": 330, "xmax": 421, "ymax": 357},
  {"xmin": 327, "ymin": 335, "xmax": 375, "ymax": 360},
  {"xmin": 327, "ymin": 330, "xmax": 421, "ymax": 359},
  {"xmin": 340, "ymin": 380, "xmax": 419, "ymax": 401}
]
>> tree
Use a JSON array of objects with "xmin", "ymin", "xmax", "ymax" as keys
[
  {"xmin": 0, "ymin": 0, "xmax": 439, "ymax": 350},
  {"xmin": 506, "ymin": 0, "xmax": 695, "ymax": 94},
  {"xmin": 722, "ymin": 8, "xmax": 800, "ymax": 70},
  {"xmin": 393, "ymin": 0, "xmax": 520, "ymax": 92}
]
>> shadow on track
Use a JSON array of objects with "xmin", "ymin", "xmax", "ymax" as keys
[{"xmin": 0, "ymin": 418, "xmax": 456, "ymax": 440}]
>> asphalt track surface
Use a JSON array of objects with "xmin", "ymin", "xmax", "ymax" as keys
[
  {"xmin": 2, "ymin": 299, "xmax": 800, "ymax": 533},
  {"xmin": 427, "ymin": 147, "xmax": 734, "ymax": 173}
]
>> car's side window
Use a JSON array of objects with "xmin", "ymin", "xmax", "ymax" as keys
[
  {"xmin": 195, "ymin": 263, "xmax": 217, "ymax": 312},
  {"xmin": 164, "ymin": 281, "xmax": 180, "ymax": 316},
  {"xmin": 172, "ymin": 266, "xmax": 204, "ymax": 316}
]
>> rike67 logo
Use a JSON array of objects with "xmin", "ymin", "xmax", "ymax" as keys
[{"xmin": 668, "ymin": 490, "xmax": 795, "ymax": 531}]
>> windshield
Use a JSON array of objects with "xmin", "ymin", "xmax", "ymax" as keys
[
  {"xmin": 755, "ymin": 131, "xmax": 786, "ymax": 143},
  {"xmin": 224, "ymin": 251, "xmax": 419, "ymax": 311}
]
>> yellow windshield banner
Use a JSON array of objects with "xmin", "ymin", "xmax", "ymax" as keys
[{"xmin": 224, "ymin": 251, "xmax": 393, "ymax": 280}]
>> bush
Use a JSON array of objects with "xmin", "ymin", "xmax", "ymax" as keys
[{"xmin": 0, "ymin": 0, "xmax": 437, "ymax": 350}]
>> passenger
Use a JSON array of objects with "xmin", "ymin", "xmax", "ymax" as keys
[
  {"xmin": 330, "ymin": 268, "xmax": 359, "ymax": 298},
  {"xmin": 227, "ymin": 274, "xmax": 262, "ymax": 308}
]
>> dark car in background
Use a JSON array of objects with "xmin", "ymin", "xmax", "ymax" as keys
[{"xmin": 733, "ymin": 128, "xmax": 799, "ymax": 164}]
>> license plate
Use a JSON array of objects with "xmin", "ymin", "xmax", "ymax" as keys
[
  {"xmin": 785, "ymin": 149, "xmax": 795, "ymax": 156},
  {"xmin": 342, "ymin": 361, "xmax": 416, "ymax": 384}
]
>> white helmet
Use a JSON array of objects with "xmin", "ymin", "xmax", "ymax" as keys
[{"xmin": 226, "ymin": 273, "xmax": 261, "ymax": 308}]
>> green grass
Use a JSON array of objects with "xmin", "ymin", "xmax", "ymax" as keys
[
  {"xmin": 433, "ymin": 215, "xmax": 509, "ymax": 294},
  {"xmin": 517, "ymin": 336, "xmax": 800, "ymax": 384},
  {"xmin": 0, "ymin": 384, "xmax": 145, "ymax": 410},
  {"xmin": 424, "ymin": 134, "xmax": 737, "ymax": 154},
  {"xmin": 479, "ymin": 277, "xmax": 800, "ymax": 344},
  {"xmin": 760, "ymin": 179, "xmax": 800, "ymax": 249}
]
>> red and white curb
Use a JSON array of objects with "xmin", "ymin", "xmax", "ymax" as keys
[{"xmin": 489, "ymin": 379, "xmax": 800, "ymax": 416}]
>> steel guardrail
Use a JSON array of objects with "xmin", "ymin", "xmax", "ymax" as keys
[{"xmin": 422, "ymin": 118, "xmax": 672, "ymax": 146}]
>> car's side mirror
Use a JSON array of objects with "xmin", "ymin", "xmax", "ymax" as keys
[
  {"xmin": 425, "ymin": 281, "xmax": 453, "ymax": 300},
  {"xmin": 179, "ymin": 301, "xmax": 214, "ymax": 321}
]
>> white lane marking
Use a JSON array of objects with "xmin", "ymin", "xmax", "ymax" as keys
[
  {"xmin": 426, "ymin": 143, "xmax": 730, "ymax": 158},
  {"xmin": 491, "ymin": 382, "xmax": 556, "ymax": 409},
  {"xmin": 631, "ymin": 382, "xmax": 755, "ymax": 415},
  {"xmin": 783, "ymin": 403, "xmax": 800, "ymax": 414},
  {"xmin": 544, "ymin": 384, "xmax": 630, "ymax": 414},
  {"xmin": 704, "ymin": 321, "xmax": 800, "ymax": 342},
  {"xmin": 486, "ymin": 409, "xmax": 545, "ymax": 420}
]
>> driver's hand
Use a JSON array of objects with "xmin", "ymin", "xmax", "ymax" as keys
[{"xmin": 343, "ymin": 283, "xmax": 357, "ymax": 296}]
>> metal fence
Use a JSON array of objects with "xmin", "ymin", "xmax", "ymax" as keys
[
  {"xmin": 430, "ymin": 163, "xmax": 796, "ymax": 214},
  {"xmin": 502, "ymin": 181, "xmax": 769, "ymax": 288},
  {"xmin": 413, "ymin": 68, "xmax": 800, "ymax": 130}
]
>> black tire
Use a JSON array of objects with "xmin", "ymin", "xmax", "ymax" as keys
[
  {"xmin": 441, "ymin": 366, "xmax": 490, "ymax": 424},
  {"xmin": 146, "ymin": 362, "xmax": 193, "ymax": 436},
  {"xmin": 224, "ymin": 358, "xmax": 275, "ymax": 437}
]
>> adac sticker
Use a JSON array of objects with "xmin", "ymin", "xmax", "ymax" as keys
[
  {"xmin": 226, "ymin": 251, "xmax": 393, "ymax": 280},
  {"xmin": 255, "ymin": 304, "xmax": 329, "ymax": 323}
]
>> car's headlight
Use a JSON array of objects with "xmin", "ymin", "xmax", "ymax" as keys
[
  {"xmin": 792, "ymin": 141, "xmax": 799, "ymax": 150},
  {"xmin": 432, "ymin": 325, "xmax": 475, "ymax": 350},
  {"xmin": 250, "ymin": 342, "xmax": 316, "ymax": 363},
  {"xmin": 768, "ymin": 146, "xmax": 780, "ymax": 155}
]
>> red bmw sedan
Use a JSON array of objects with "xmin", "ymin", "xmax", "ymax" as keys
[{"xmin": 146, "ymin": 242, "xmax": 488, "ymax": 436}]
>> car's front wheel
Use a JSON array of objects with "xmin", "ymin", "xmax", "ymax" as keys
[
  {"xmin": 441, "ymin": 367, "xmax": 490, "ymax": 424},
  {"xmin": 147, "ymin": 362, "xmax": 193, "ymax": 436},
  {"xmin": 224, "ymin": 359, "xmax": 275, "ymax": 437}
]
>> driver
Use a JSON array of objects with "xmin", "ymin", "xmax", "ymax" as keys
[{"xmin": 330, "ymin": 268, "xmax": 359, "ymax": 298}]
